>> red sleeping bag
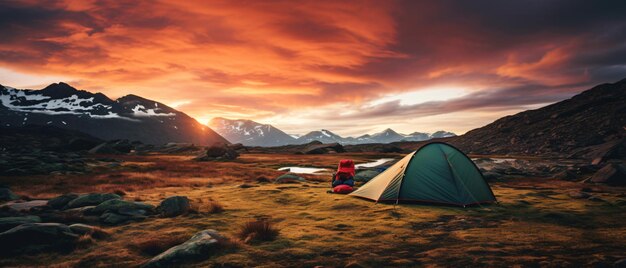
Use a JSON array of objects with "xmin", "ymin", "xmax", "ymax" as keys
[{"xmin": 333, "ymin": 184, "xmax": 354, "ymax": 194}]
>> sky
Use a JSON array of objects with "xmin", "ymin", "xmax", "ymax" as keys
[{"xmin": 1, "ymin": 0, "xmax": 625, "ymax": 136}]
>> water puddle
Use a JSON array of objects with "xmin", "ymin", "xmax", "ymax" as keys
[
  {"xmin": 355, "ymin": 158, "xmax": 395, "ymax": 169},
  {"xmin": 277, "ymin": 167, "xmax": 329, "ymax": 174}
]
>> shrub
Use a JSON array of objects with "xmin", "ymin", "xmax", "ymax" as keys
[
  {"xmin": 207, "ymin": 200, "xmax": 224, "ymax": 214},
  {"xmin": 238, "ymin": 219, "xmax": 279, "ymax": 243}
]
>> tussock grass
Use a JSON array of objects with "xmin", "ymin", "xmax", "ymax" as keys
[{"xmin": 238, "ymin": 219, "xmax": 279, "ymax": 243}]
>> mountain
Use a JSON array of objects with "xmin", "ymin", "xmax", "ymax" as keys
[
  {"xmin": 297, "ymin": 129, "xmax": 346, "ymax": 144},
  {"xmin": 369, "ymin": 128, "xmax": 405, "ymax": 143},
  {"xmin": 209, "ymin": 117, "xmax": 296, "ymax": 146},
  {"xmin": 0, "ymin": 82, "xmax": 228, "ymax": 145},
  {"xmin": 452, "ymin": 78, "xmax": 626, "ymax": 159}
]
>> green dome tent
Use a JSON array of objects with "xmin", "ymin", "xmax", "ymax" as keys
[{"xmin": 349, "ymin": 142, "xmax": 496, "ymax": 206}]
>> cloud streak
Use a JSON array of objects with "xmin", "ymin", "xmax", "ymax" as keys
[{"xmin": 0, "ymin": 0, "xmax": 625, "ymax": 134}]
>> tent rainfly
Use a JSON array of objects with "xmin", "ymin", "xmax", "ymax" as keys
[{"xmin": 349, "ymin": 142, "xmax": 496, "ymax": 206}]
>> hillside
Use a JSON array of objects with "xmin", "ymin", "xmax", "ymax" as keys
[{"xmin": 451, "ymin": 79, "xmax": 626, "ymax": 159}]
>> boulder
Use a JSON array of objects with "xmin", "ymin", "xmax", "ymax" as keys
[
  {"xmin": 1, "ymin": 200, "xmax": 49, "ymax": 212},
  {"xmin": 100, "ymin": 212, "xmax": 146, "ymax": 225},
  {"xmin": 0, "ymin": 216, "xmax": 41, "ymax": 232},
  {"xmin": 142, "ymin": 229, "xmax": 224, "ymax": 268},
  {"xmin": 354, "ymin": 170, "xmax": 381, "ymax": 182},
  {"xmin": 92, "ymin": 199, "xmax": 154, "ymax": 215},
  {"xmin": 157, "ymin": 196, "xmax": 190, "ymax": 217},
  {"xmin": 0, "ymin": 187, "xmax": 19, "ymax": 201},
  {"xmin": 274, "ymin": 173, "xmax": 307, "ymax": 184},
  {"xmin": 554, "ymin": 170, "xmax": 578, "ymax": 181},
  {"xmin": 66, "ymin": 193, "xmax": 121, "ymax": 209},
  {"xmin": 47, "ymin": 193, "xmax": 79, "ymax": 209},
  {"xmin": 568, "ymin": 191, "xmax": 591, "ymax": 199},
  {"xmin": 193, "ymin": 144, "xmax": 239, "ymax": 161},
  {"xmin": 482, "ymin": 171, "xmax": 502, "ymax": 181},
  {"xmin": 68, "ymin": 223, "xmax": 100, "ymax": 236},
  {"xmin": 589, "ymin": 163, "xmax": 626, "ymax": 186},
  {"xmin": 0, "ymin": 223, "xmax": 79, "ymax": 254}
]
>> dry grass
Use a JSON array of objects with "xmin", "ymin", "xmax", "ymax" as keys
[
  {"xmin": 238, "ymin": 219, "xmax": 280, "ymax": 243},
  {"xmin": 207, "ymin": 200, "xmax": 225, "ymax": 214},
  {"xmin": 1, "ymin": 153, "xmax": 625, "ymax": 267},
  {"xmin": 129, "ymin": 233, "xmax": 190, "ymax": 256}
]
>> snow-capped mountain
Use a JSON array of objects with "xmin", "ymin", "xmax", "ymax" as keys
[
  {"xmin": 0, "ymin": 82, "xmax": 228, "ymax": 145},
  {"xmin": 296, "ymin": 129, "xmax": 346, "ymax": 144},
  {"xmin": 368, "ymin": 128, "xmax": 406, "ymax": 143},
  {"xmin": 209, "ymin": 117, "xmax": 296, "ymax": 146}
]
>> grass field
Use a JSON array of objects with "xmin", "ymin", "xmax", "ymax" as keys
[{"xmin": 1, "ymin": 153, "xmax": 625, "ymax": 267}]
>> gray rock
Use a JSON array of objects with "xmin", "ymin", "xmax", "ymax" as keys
[
  {"xmin": 482, "ymin": 171, "xmax": 502, "ymax": 181},
  {"xmin": 142, "ymin": 229, "xmax": 224, "ymax": 268},
  {"xmin": 157, "ymin": 196, "xmax": 190, "ymax": 217},
  {"xmin": 0, "ymin": 216, "xmax": 41, "ymax": 232},
  {"xmin": 0, "ymin": 187, "xmax": 19, "ymax": 201},
  {"xmin": 68, "ymin": 223, "xmax": 100, "ymax": 236},
  {"xmin": 274, "ymin": 173, "xmax": 307, "ymax": 184},
  {"xmin": 92, "ymin": 199, "xmax": 154, "ymax": 215},
  {"xmin": 0, "ymin": 200, "xmax": 48, "ymax": 212},
  {"xmin": 354, "ymin": 170, "xmax": 381, "ymax": 182},
  {"xmin": 66, "ymin": 193, "xmax": 121, "ymax": 208},
  {"xmin": 47, "ymin": 193, "xmax": 79, "ymax": 209},
  {"xmin": 100, "ymin": 212, "xmax": 146, "ymax": 225},
  {"xmin": 0, "ymin": 223, "xmax": 79, "ymax": 253}
]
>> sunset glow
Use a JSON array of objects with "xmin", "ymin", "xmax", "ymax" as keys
[{"xmin": 1, "ymin": 0, "xmax": 625, "ymax": 135}]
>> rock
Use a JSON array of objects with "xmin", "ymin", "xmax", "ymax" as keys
[
  {"xmin": 274, "ymin": 173, "xmax": 307, "ymax": 184},
  {"xmin": 47, "ymin": 193, "xmax": 79, "ymax": 209},
  {"xmin": 256, "ymin": 176, "xmax": 271, "ymax": 183},
  {"xmin": 66, "ymin": 193, "xmax": 122, "ymax": 208},
  {"xmin": 568, "ymin": 191, "xmax": 591, "ymax": 199},
  {"xmin": 354, "ymin": 170, "xmax": 381, "ymax": 182},
  {"xmin": 193, "ymin": 144, "xmax": 239, "ymax": 161},
  {"xmin": 238, "ymin": 183, "xmax": 257, "ymax": 188},
  {"xmin": 68, "ymin": 223, "xmax": 99, "ymax": 236},
  {"xmin": 100, "ymin": 212, "xmax": 146, "ymax": 225},
  {"xmin": 0, "ymin": 187, "xmax": 19, "ymax": 201},
  {"xmin": 589, "ymin": 163, "xmax": 626, "ymax": 186},
  {"xmin": 92, "ymin": 199, "xmax": 154, "ymax": 215},
  {"xmin": 482, "ymin": 171, "xmax": 502, "ymax": 181},
  {"xmin": 0, "ymin": 200, "xmax": 48, "ymax": 212},
  {"xmin": 0, "ymin": 223, "xmax": 79, "ymax": 254},
  {"xmin": 157, "ymin": 196, "xmax": 190, "ymax": 217},
  {"xmin": 302, "ymin": 143, "xmax": 345, "ymax": 154},
  {"xmin": 615, "ymin": 258, "xmax": 626, "ymax": 267},
  {"xmin": 142, "ymin": 229, "xmax": 224, "ymax": 268},
  {"xmin": 0, "ymin": 216, "xmax": 41, "ymax": 232}
]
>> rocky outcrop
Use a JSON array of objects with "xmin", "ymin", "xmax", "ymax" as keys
[
  {"xmin": 0, "ymin": 216, "xmax": 41, "ymax": 232},
  {"xmin": 142, "ymin": 229, "xmax": 224, "ymax": 268},
  {"xmin": 302, "ymin": 142, "xmax": 345, "ymax": 154},
  {"xmin": 47, "ymin": 193, "xmax": 79, "ymax": 209},
  {"xmin": 449, "ymin": 79, "xmax": 626, "ymax": 160},
  {"xmin": 193, "ymin": 144, "xmax": 240, "ymax": 161},
  {"xmin": 66, "ymin": 193, "xmax": 122, "ymax": 209}
]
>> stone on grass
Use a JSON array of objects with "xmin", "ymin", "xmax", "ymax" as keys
[
  {"xmin": 0, "ymin": 216, "xmax": 41, "ymax": 232},
  {"xmin": 66, "ymin": 193, "xmax": 121, "ymax": 209},
  {"xmin": 142, "ymin": 229, "xmax": 224, "ymax": 268},
  {"xmin": 92, "ymin": 199, "xmax": 154, "ymax": 215},
  {"xmin": 157, "ymin": 196, "xmax": 190, "ymax": 217},
  {"xmin": 47, "ymin": 193, "xmax": 79, "ymax": 209},
  {"xmin": 354, "ymin": 170, "xmax": 381, "ymax": 182},
  {"xmin": 274, "ymin": 173, "xmax": 307, "ymax": 184},
  {"xmin": 0, "ymin": 200, "xmax": 48, "ymax": 212},
  {"xmin": 0, "ymin": 223, "xmax": 79, "ymax": 254},
  {"xmin": 100, "ymin": 212, "xmax": 146, "ymax": 225}
]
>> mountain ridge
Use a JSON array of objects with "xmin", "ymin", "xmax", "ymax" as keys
[{"xmin": 0, "ymin": 82, "xmax": 228, "ymax": 145}]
